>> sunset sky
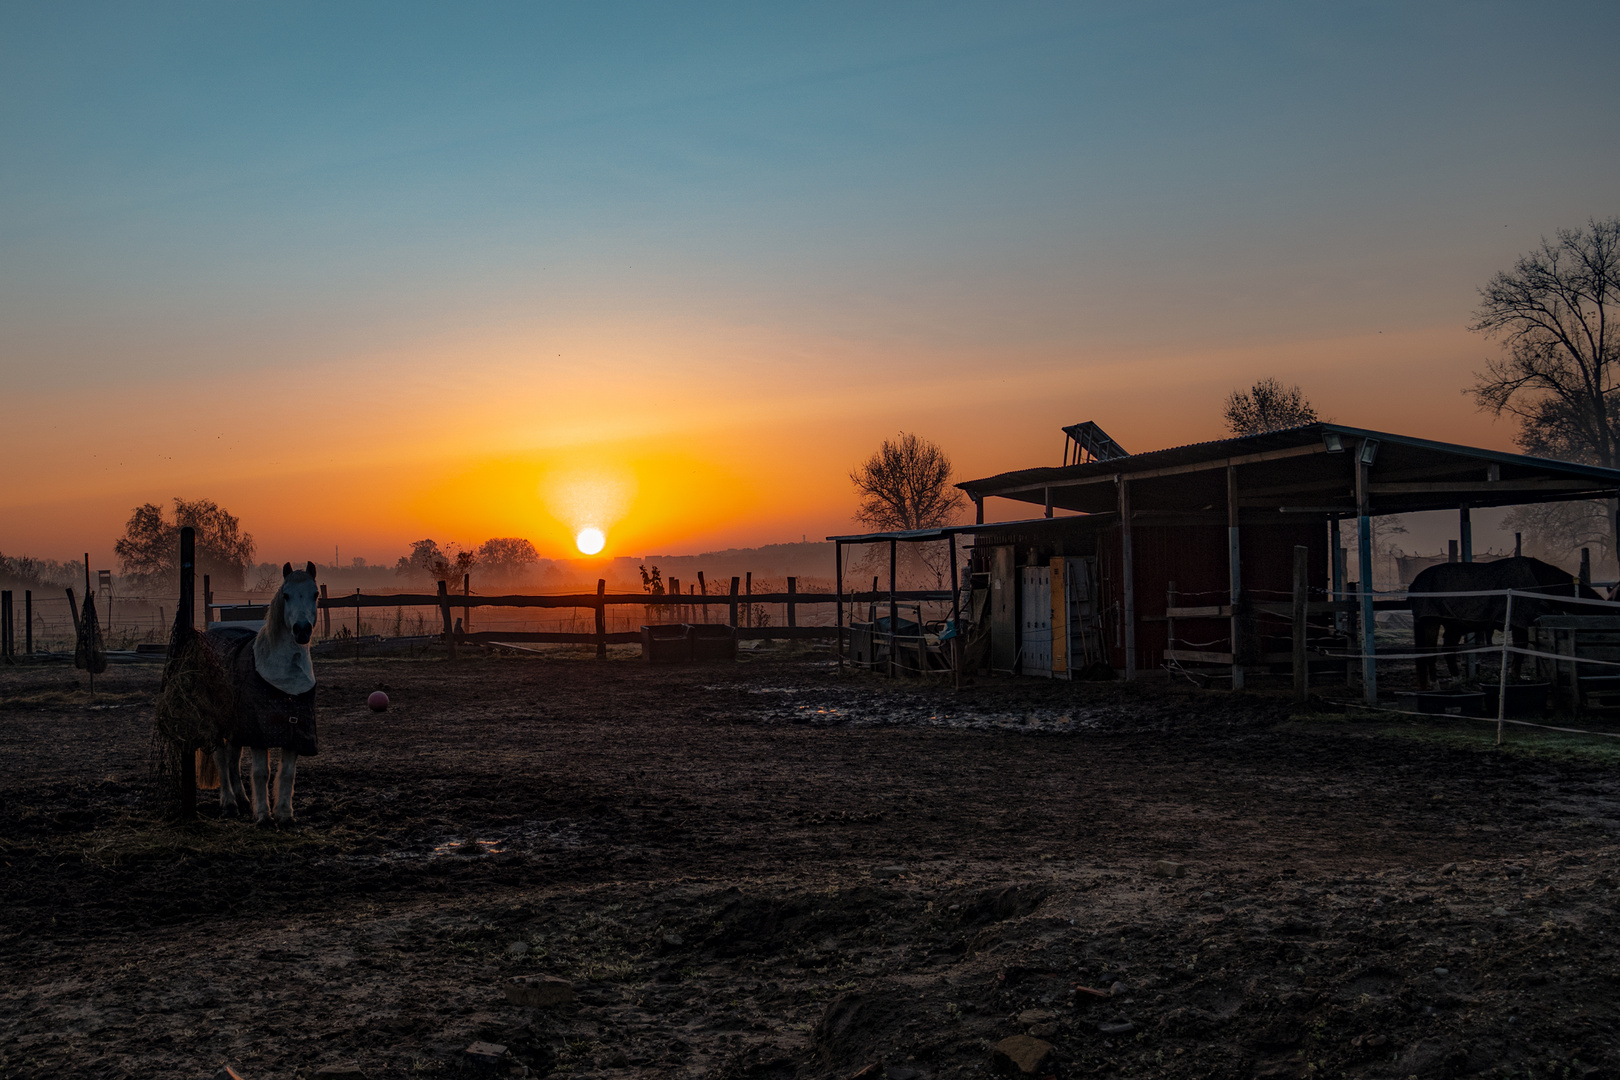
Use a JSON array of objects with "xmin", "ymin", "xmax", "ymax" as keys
[{"xmin": 5, "ymin": 2, "xmax": 1619, "ymax": 569}]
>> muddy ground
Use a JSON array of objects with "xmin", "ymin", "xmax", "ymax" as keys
[{"xmin": 1, "ymin": 652, "xmax": 1617, "ymax": 1080}]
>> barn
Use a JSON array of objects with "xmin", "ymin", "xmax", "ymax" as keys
[{"xmin": 833, "ymin": 422, "xmax": 1620, "ymax": 700}]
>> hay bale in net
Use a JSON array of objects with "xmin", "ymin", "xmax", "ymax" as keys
[
  {"xmin": 148, "ymin": 615, "xmax": 234, "ymax": 816},
  {"xmin": 74, "ymin": 593, "xmax": 107, "ymax": 674}
]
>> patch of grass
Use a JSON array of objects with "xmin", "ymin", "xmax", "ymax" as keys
[
  {"xmin": 41, "ymin": 813, "xmax": 337, "ymax": 865},
  {"xmin": 1374, "ymin": 717, "xmax": 1620, "ymax": 764}
]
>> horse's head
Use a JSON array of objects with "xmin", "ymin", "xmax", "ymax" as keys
[{"xmin": 278, "ymin": 561, "xmax": 319, "ymax": 646}]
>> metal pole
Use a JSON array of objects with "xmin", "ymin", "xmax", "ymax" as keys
[
  {"xmin": 1497, "ymin": 590, "xmax": 1513, "ymax": 746},
  {"xmin": 888, "ymin": 540, "xmax": 898, "ymax": 678},
  {"xmin": 1357, "ymin": 456, "xmax": 1377, "ymax": 703},
  {"xmin": 1120, "ymin": 475, "xmax": 1135, "ymax": 680},
  {"xmin": 179, "ymin": 526, "xmax": 196, "ymax": 819},
  {"xmin": 949, "ymin": 537, "xmax": 961, "ymax": 690},
  {"xmin": 1227, "ymin": 464, "xmax": 1243, "ymax": 690},
  {"xmin": 834, "ymin": 542, "xmax": 844, "ymax": 670}
]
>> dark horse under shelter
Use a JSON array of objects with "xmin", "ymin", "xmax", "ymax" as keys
[{"xmin": 1408, "ymin": 556, "xmax": 1601, "ymax": 689}]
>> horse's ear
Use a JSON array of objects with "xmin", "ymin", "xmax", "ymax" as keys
[
  {"xmin": 305, "ymin": 561, "xmax": 317, "ymax": 579},
  {"xmin": 282, "ymin": 562, "xmax": 293, "ymax": 579}
]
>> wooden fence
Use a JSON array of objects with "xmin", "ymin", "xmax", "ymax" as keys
[{"xmin": 283, "ymin": 578, "xmax": 952, "ymax": 657}]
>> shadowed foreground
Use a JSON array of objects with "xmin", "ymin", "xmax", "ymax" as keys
[{"xmin": 0, "ymin": 655, "xmax": 1617, "ymax": 1079}]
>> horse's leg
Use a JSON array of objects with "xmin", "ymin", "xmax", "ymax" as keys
[
  {"xmin": 227, "ymin": 742, "xmax": 249, "ymax": 809},
  {"xmin": 274, "ymin": 750, "xmax": 299, "ymax": 825},
  {"xmin": 1442, "ymin": 624, "xmax": 1464, "ymax": 680},
  {"xmin": 213, "ymin": 742, "xmax": 240, "ymax": 818},
  {"xmin": 1415, "ymin": 619, "xmax": 1438, "ymax": 690},
  {"xmin": 249, "ymin": 747, "xmax": 272, "ymax": 824}
]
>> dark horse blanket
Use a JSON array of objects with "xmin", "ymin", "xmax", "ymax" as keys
[
  {"xmin": 203, "ymin": 627, "xmax": 318, "ymax": 756},
  {"xmin": 1408, "ymin": 556, "xmax": 1597, "ymax": 631}
]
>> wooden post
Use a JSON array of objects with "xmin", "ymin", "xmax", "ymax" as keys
[
  {"xmin": 1044, "ymin": 486, "xmax": 1052, "ymax": 519},
  {"xmin": 888, "ymin": 541, "xmax": 898, "ymax": 678},
  {"xmin": 745, "ymin": 572, "xmax": 752, "ymax": 627},
  {"xmin": 729, "ymin": 577, "xmax": 740, "ymax": 629},
  {"xmin": 1227, "ymin": 464, "xmax": 1243, "ymax": 690},
  {"xmin": 2, "ymin": 591, "xmax": 11, "ymax": 661},
  {"xmin": 1166, "ymin": 581, "xmax": 1177, "ymax": 667},
  {"xmin": 463, "ymin": 572, "xmax": 471, "ymax": 634},
  {"xmin": 178, "ymin": 527, "xmax": 196, "ymax": 819},
  {"xmin": 1120, "ymin": 475, "xmax": 1135, "ymax": 680},
  {"xmin": 949, "ymin": 538, "xmax": 961, "ymax": 689},
  {"xmin": 974, "ymin": 496, "xmax": 984, "ymax": 525},
  {"xmin": 1357, "ymin": 449, "xmax": 1377, "ymax": 702},
  {"xmin": 834, "ymin": 543, "xmax": 844, "ymax": 670},
  {"xmin": 1292, "ymin": 544, "xmax": 1308, "ymax": 703},
  {"xmin": 202, "ymin": 575, "xmax": 212, "ymax": 628},
  {"xmin": 437, "ymin": 580, "xmax": 456, "ymax": 659},
  {"xmin": 1460, "ymin": 503, "xmax": 1475, "ymax": 676},
  {"xmin": 1330, "ymin": 516, "xmax": 1344, "ymax": 634},
  {"xmin": 1580, "ymin": 548, "xmax": 1591, "ymax": 591},
  {"xmin": 24, "ymin": 589, "xmax": 32, "ymax": 656},
  {"xmin": 320, "ymin": 583, "xmax": 331, "ymax": 637},
  {"xmin": 354, "ymin": 589, "xmax": 362, "ymax": 658},
  {"xmin": 698, "ymin": 571, "xmax": 707, "ymax": 624},
  {"xmin": 787, "ymin": 576, "xmax": 797, "ymax": 629},
  {"xmin": 596, "ymin": 579, "xmax": 608, "ymax": 658}
]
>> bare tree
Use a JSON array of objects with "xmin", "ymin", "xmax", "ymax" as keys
[
  {"xmin": 1471, "ymin": 217, "xmax": 1620, "ymax": 565},
  {"xmin": 850, "ymin": 433, "xmax": 964, "ymax": 531},
  {"xmin": 115, "ymin": 498, "xmax": 256, "ymax": 590},
  {"xmin": 1223, "ymin": 377, "xmax": 1318, "ymax": 435},
  {"xmin": 850, "ymin": 433, "xmax": 965, "ymax": 589}
]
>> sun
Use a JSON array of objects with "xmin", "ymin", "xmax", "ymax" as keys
[{"xmin": 575, "ymin": 526, "xmax": 606, "ymax": 555}]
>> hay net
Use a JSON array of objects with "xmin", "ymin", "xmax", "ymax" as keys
[
  {"xmin": 149, "ymin": 612, "xmax": 234, "ymax": 815},
  {"xmin": 74, "ymin": 593, "xmax": 107, "ymax": 674}
]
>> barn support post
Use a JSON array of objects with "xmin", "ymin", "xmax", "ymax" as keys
[
  {"xmin": 437, "ymin": 580, "xmax": 456, "ymax": 660},
  {"xmin": 1044, "ymin": 486, "xmax": 1052, "ymax": 519},
  {"xmin": 1119, "ymin": 474, "xmax": 1136, "ymax": 680},
  {"xmin": 1461, "ymin": 504, "xmax": 1476, "ymax": 676},
  {"xmin": 1580, "ymin": 548, "xmax": 1591, "ymax": 592},
  {"xmin": 595, "ymin": 579, "xmax": 607, "ymax": 658},
  {"xmin": 888, "ymin": 540, "xmax": 898, "ymax": 679},
  {"xmin": 25, "ymin": 589, "xmax": 33, "ymax": 656},
  {"xmin": 728, "ymin": 577, "xmax": 740, "ymax": 630},
  {"xmin": 787, "ymin": 576, "xmax": 797, "ymax": 629},
  {"xmin": 949, "ymin": 537, "xmax": 962, "ymax": 690},
  {"xmin": 1226, "ymin": 464, "xmax": 1244, "ymax": 690},
  {"xmin": 178, "ymin": 526, "xmax": 197, "ymax": 819},
  {"xmin": 834, "ymin": 542, "xmax": 845, "ymax": 670},
  {"xmin": 1496, "ymin": 590, "xmax": 1514, "ymax": 746},
  {"xmin": 974, "ymin": 496, "xmax": 984, "ymax": 525},
  {"xmin": 1166, "ymin": 581, "xmax": 1177, "ymax": 664},
  {"xmin": 1330, "ymin": 516, "xmax": 1344, "ymax": 635},
  {"xmin": 202, "ymin": 575, "xmax": 212, "ymax": 628},
  {"xmin": 1292, "ymin": 545, "xmax": 1309, "ymax": 703},
  {"xmin": 1356, "ymin": 449, "xmax": 1377, "ymax": 702}
]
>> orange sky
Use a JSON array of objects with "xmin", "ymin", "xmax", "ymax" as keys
[{"xmin": 5, "ymin": 5, "xmax": 1614, "ymax": 571}]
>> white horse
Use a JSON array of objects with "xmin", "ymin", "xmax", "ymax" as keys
[{"xmin": 206, "ymin": 562, "xmax": 320, "ymax": 825}]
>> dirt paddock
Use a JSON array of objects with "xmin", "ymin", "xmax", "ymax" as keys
[{"xmin": 1, "ymin": 654, "xmax": 1617, "ymax": 1080}]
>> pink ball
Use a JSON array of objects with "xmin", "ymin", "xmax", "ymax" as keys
[{"xmin": 368, "ymin": 691, "xmax": 389, "ymax": 712}]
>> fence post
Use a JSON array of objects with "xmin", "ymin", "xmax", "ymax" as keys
[
  {"xmin": 787, "ymin": 576, "xmax": 797, "ymax": 630},
  {"xmin": 596, "ymin": 579, "xmax": 607, "ymax": 658},
  {"xmin": 728, "ymin": 577, "xmax": 739, "ymax": 629},
  {"xmin": 1292, "ymin": 545, "xmax": 1308, "ymax": 703},
  {"xmin": 179, "ymin": 526, "xmax": 197, "ymax": 819},
  {"xmin": 320, "ymin": 584, "xmax": 330, "ymax": 638},
  {"xmin": 835, "ymin": 542, "xmax": 845, "ymax": 671},
  {"xmin": 437, "ymin": 580, "xmax": 456, "ymax": 660},
  {"xmin": 1497, "ymin": 590, "xmax": 1514, "ymax": 745},
  {"xmin": 745, "ymin": 573, "xmax": 752, "ymax": 627},
  {"xmin": 888, "ymin": 542, "xmax": 898, "ymax": 678},
  {"xmin": 698, "ymin": 572, "xmax": 708, "ymax": 624},
  {"xmin": 464, "ymin": 572, "xmax": 471, "ymax": 634},
  {"xmin": 25, "ymin": 589, "xmax": 32, "ymax": 656},
  {"xmin": 2, "ymin": 591, "xmax": 11, "ymax": 661},
  {"xmin": 948, "ymin": 538, "xmax": 961, "ymax": 688}
]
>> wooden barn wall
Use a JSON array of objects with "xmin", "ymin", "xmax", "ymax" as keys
[{"xmin": 1098, "ymin": 521, "xmax": 1328, "ymax": 672}]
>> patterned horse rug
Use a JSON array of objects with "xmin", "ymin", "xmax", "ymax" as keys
[{"xmin": 204, "ymin": 626, "xmax": 318, "ymax": 757}]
